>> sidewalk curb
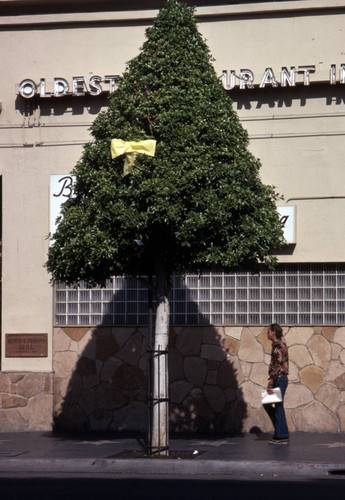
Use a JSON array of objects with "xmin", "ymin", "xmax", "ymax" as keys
[{"xmin": 0, "ymin": 458, "xmax": 344, "ymax": 478}]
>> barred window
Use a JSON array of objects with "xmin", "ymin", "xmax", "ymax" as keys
[{"xmin": 54, "ymin": 264, "xmax": 345, "ymax": 326}]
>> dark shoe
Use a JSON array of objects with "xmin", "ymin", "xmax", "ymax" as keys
[{"xmin": 269, "ymin": 438, "xmax": 289, "ymax": 445}]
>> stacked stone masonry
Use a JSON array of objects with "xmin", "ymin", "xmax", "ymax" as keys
[
  {"xmin": 0, "ymin": 372, "xmax": 53, "ymax": 431},
  {"xmin": 52, "ymin": 325, "xmax": 345, "ymax": 434}
]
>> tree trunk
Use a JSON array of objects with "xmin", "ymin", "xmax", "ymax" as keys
[{"xmin": 150, "ymin": 264, "xmax": 170, "ymax": 455}]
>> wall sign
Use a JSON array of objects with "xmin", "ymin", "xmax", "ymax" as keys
[
  {"xmin": 222, "ymin": 64, "xmax": 345, "ymax": 90},
  {"xmin": 6, "ymin": 334, "xmax": 48, "ymax": 357},
  {"xmin": 18, "ymin": 64, "xmax": 345, "ymax": 98},
  {"xmin": 50, "ymin": 174, "xmax": 76, "ymax": 237},
  {"xmin": 49, "ymin": 177, "xmax": 296, "ymax": 244},
  {"xmin": 18, "ymin": 75, "xmax": 119, "ymax": 99},
  {"xmin": 278, "ymin": 206, "xmax": 296, "ymax": 244}
]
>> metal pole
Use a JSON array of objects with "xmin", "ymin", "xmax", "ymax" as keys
[{"xmin": 147, "ymin": 279, "xmax": 153, "ymax": 454}]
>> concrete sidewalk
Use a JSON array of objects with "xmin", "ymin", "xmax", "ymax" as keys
[{"xmin": 0, "ymin": 431, "xmax": 345, "ymax": 479}]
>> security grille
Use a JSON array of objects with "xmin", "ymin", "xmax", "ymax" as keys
[{"xmin": 54, "ymin": 264, "xmax": 345, "ymax": 326}]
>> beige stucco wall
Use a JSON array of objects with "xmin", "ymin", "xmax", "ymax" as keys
[
  {"xmin": 0, "ymin": 14, "xmax": 150, "ymax": 370},
  {"xmin": 0, "ymin": 0, "xmax": 345, "ymax": 374},
  {"xmin": 201, "ymin": 2, "xmax": 345, "ymax": 264}
]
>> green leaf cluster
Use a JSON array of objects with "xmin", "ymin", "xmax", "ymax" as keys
[{"xmin": 46, "ymin": 0, "xmax": 284, "ymax": 287}]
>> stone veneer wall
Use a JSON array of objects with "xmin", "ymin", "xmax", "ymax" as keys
[
  {"xmin": 0, "ymin": 373, "xmax": 53, "ymax": 431},
  {"xmin": 53, "ymin": 325, "xmax": 345, "ymax": 433}
]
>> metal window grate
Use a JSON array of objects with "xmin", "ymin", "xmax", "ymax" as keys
[{"xmin": 54, "ymin": 264, "xmax": 345, "ymax": 326}]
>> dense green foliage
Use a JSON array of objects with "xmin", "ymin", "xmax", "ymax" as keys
[{"xmin": 46, "ymin": 0, "xmax": 284, "ymax": 287}]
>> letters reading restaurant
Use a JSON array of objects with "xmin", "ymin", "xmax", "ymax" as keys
[{"xmin": 0, "ymin": 0, "xmax": 345, "ymax": 434}]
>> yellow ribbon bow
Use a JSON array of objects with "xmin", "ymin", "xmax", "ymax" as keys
[{"xmin": 111, "ymin": 139, "xmax": 156, "ymax": 176}]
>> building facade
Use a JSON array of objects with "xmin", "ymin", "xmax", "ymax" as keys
[{"xmin": 0, "ymin": 0, "xmax": 345, "ymax": 433}]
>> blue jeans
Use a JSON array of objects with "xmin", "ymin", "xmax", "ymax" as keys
[{"xmin": 263, "ymin": 376, "xmax": 289, "ymax": 440}]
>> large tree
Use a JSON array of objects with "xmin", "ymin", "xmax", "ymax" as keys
[{"xmin": 47, "ymin": 0, "xmax": 284, "ymax": 454}]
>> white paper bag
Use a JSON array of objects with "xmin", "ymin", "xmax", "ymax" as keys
[{"xmin": 261, "ymin": 387, "xmax": 282, "ymax": 405}]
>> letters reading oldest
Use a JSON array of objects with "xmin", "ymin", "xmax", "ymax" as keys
[
  {"xmin": 18, "ymin": 64, "xmax": 345, "ymax": 98},
  {"xmin": 18, "ymin": 75, "xmax": 120, "ymax": 99}
]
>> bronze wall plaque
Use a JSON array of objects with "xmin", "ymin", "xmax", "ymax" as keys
[{"xmin": 5, "ymin": 334, "xmax": 48, "ymax": 357}]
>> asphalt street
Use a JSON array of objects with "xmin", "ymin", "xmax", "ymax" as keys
[{"xmin": 1, "ymin": 475, "xmax": 345, "ymax": 500}]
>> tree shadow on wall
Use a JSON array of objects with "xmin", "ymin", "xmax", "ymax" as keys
[{"xmin": 53, "ymin": 278, "xmax": 247, "ymax": 437}]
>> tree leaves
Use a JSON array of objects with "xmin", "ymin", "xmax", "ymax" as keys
[{"xmin": 46, "ymin": 0, "xmax": 284, "ymax": 287}]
